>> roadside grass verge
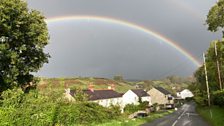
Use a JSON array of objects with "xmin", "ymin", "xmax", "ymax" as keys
[
  {"xmin": 96, "ymin": 110, "xmax": 174, "ymax": 126},
  {"xmin": 196, "ymin": 106, "xmax": 224, "ymax": 126}
]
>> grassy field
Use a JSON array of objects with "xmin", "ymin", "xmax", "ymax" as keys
[
  {"xmin": 37, "ymin": 77, "xmax": 189, "ymax": 94},
  {"xmin": 96, "ymin": 110, "xmax": 174, "ymax": 126},
  {"xmin": 37, "ymin": 77, "xmax": 135, "ymax": 93},
  {"xmin": 197, "ymin": 106, "xmax": 224, "ymax": 126}
]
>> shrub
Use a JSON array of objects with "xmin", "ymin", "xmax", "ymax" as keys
[
  {"xmin": 124, "ymin": 102, "xmax": 149, "ymax": 114},
  {"xmin": 212, "ymin": 90, "xmax": 224, "ymax": 107},
  {"xmin": 108, "ymin": 105, "xmax": 121, "ymax": 118},
  {"xmin": 194, "ymin": 95, "xmax": 207, "ymax": 106},
  {"xmin": 124, "ymin": 104, "xmax": 139, "ymax": 113},
  {"xmin": 0, "ymin": 89, "xmax": 57, "ymax": 126},
  {"xmin": 55, "ymin": 102, "xmax": 120, "ymax": 125},
  {"xmin": 138, "ymin": 101, "xmax": 149, "ymax": 110},
  {"xmin": 0, "ymin": 88, "xmax": 121, "ymax": 125}
]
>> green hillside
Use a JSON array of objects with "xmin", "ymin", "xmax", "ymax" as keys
[
  {"xmin": 37, "ymin": 76, "xmax": 192, "ymax": 94},
  {"xmin": 37, "ymin": 77, "xmax": 135, "ymax": 93}
]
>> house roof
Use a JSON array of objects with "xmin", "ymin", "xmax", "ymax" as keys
[
  {"xmin": 131, "ymin": 89, "xmax": 150, "ymax": 97},
  {"xmin": 154, "ymin": 87, "xmax": 171, "ymax": 95},
  {"xmin": 70, "ymin": 89, "xmax": 122, "ymax": 101}
]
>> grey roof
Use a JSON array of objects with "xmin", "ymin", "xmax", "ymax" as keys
[
  {"xmin": 131, "ymin": 89, "xmax": 149, "ymax": 97},
  {"xmin": 154, "ymin": 87, "xmax": 171, "ymax": 95},
  {"xmin": 70, "ymin": 89, "xmax": 122, "ymax": 101}
]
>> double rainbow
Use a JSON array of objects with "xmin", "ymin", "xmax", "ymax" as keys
[{"xmin": 46, "ymin": 15, "xmax": 201, "ymax": 67}]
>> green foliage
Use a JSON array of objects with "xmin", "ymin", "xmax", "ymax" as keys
[
  {"xmin": 0, "ymin": 0, "xmax": 49, "ymax": 92},
  {"xmin": 108, "ymin": 105, "xmax": 122, "ymax": 117},
  {"xmin": 73, "ymin": 87, "xmax": 89, "ymax": 102},
  {"xmin": 0, "ymin": 88, "xmax": 121, "ymax": 125},
  {"xmin": 97, "ymin": 110, "xmax": 174, "ymax": 126},
  {"xmin": 212, "ymin": 90, "xmax": 224, "ymax": 107},
  {"xmin": 194, "ymin": 0, "xmax": 224, "ymax": 107},
  {"xmin": 207, "ymin": 0, "xmax": 224, "ymax": 36},
  {"xmin": 194, "ymin": 95, "xmax": 208, "ymax": 106},
  {"xmin": 142, "ymin": 80, "xmax": 154, "ymax": 90},
  {"xmin": 0, "ymin": 89, "xmax": 60, "ymax": 126},
  {"xmin": 124, "ymin": 101, "xmax": 149, "ymax": 114},
  {"xmin": 55, "ymin": 102, "xmax": 106, "ymax": 125},
  {"xmin": 197, "ymin": 106, "xmax": 224, "ymax": 126},
  {"xmin": 138, "ymin": 101, "xmax": 149, "ymax": 110},
  {"xmin": 113, "ymin": 75, "xmax": 124, "ymax": 81},
  {"xmin": 124, "ymin": 104, "xmax": 140, "ymax": 114},
  {"xmin": 193, "ymin": 41, "xmax": 224, "ymax": 106}
]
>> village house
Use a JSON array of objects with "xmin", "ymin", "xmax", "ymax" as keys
[
  {"xmin": 65, "ymin": 85, "xmax": 123, "ymax": 108},
  {"xmin": 122, "ymin": 89, "xmax": 152, "ymax": 107},
  {"xmin": 176, "ymin": 89, "xmax": 194, "ymax": 99},
  {"xmin": 147, "ymin": 87, "xmax": 174, "ymax": 105}
]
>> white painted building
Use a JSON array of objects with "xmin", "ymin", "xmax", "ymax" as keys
[
  {"xmin": 176, "ymin": 89, "xmax": 194, "ymax": 99},
  {"xmin": 67, "ymin": 88, "xmax": 123, "ymax": 108},
  {"xmin": 122, "ymin": 89, "xmax": 152, "ymax": 107}
]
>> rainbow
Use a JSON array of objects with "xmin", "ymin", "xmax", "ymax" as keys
[{"xmin": 45, "ymin": 15, "xmax": 201, "ymax": 67}]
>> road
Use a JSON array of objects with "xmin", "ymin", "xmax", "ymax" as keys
[{"xmin": 142, "ymin": 102, "xmax": 210, "ymax": 126}]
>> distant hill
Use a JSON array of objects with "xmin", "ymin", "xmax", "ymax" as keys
[
  {"xmin": 37, "ymin": 77, "xmax": 135, "ymax": 93},
  {"xmin": 37, "ymin": 76, "xmax": 192, "ymax": 94}
]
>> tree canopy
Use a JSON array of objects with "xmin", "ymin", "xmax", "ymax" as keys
[
  {"xmin": 0, "ymin": 0, "xmax": 49, "ymax": 92},
  {"xmin": 191, "ymin": 0, "xmax": 224, "ymax": 106},
  {"xmin": 207, "ymin": 0, "xmax": 224, "ymax": 36}
]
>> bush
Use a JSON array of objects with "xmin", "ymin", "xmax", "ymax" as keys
[
  {"xmin": 124, "ymin": 104, "xmax": 140, "ymax": 113},
  {"xmin": 54, "ymin": 102, "xmax": 121, "ymax": 125},
  {"xmin": 0, "ymin": 88, "xmax": 121, "ymax": 125},
  {"xmin": 138, "ymin": 101, "xmax": 149, "ymax": 110},
  {"xmin": 212, "ymin": 90, "xmax": 224, "ymax": 107},
  {"xmin": 124, "ymin": 102, "xmax": 149, "ymax": 114},
  {"xmin": 0, "ymin": 89, "xmax": 57, "ymax": 126},
  {"xmin": 194, "ymin": 95, "xmax": 208, "ymax": 106}
]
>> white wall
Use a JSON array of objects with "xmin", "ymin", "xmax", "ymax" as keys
[
  {"xmin": 94, "ymin": 97, "xmax": 123, "ymax": 108},
  {"xmin": 122, "ymin": 90, "xmax": 152, "ymax": 107},
  {"xmin": 180, "ymin": 89, "xmax": 194, "ymax": 99},
  {"xmin": 142, "ymin": 96, "xmax": 152, "ymax": 105},
  {"xmin": 122, "ymin": 90, "xmax": 139, "ymax": 107}
]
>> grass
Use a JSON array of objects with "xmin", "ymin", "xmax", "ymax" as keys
[
  {"xmin": 38, "ymin": 77, "xmax": 135, "ymax": 93},
  {"xmin": 96, "ymin": 110, "xmax": 174, "ymax": 126},
  {"xmin": 197, "ymin": 106, "xmax": 224, "ymax": 126}
]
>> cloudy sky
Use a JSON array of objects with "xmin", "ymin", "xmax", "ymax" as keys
[{"xmin": 27, "ymin": 0, "xmax": 221, "ymax": 80}]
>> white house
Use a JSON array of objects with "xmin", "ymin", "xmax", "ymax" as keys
[
  {"xmin": 122, "ymin": 89, "xmax": 152, "ymax": 107},
  {"xmin": 67, "ymin": 87, "xmax": 123, "ymax": 108},
  {"xmin": 176, "ymin": 89, "xmax": 194, "ymax": 99}
]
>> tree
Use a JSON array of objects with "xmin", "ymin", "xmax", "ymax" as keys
[
  {"xmin": 142, "ymin": 80, "xmax": 154, "ymax": 90},
  {"xmin": 207, "ymin": 0, "xmax": 224, "ymax": 36},
  {"xmin": 194, "ymin": 41, "xmax": 224, "ymax": 92},
  {"xmin": 0, "ymin": 0, "xmax": 49, "ymax": 92},
  {"xmin": 193, "ymin": 41, "xmax": 224, "ymax": 106},
  {"xmin": 113, "ymin": 75, "xmax": 124, "ymax": 81},
  {"xmin": 192, "ymin": 1, "xmax": 224, "ymax": 106}
]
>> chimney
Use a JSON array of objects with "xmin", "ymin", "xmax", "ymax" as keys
[{"xmin": 88, "ymin": 83, "xmax": 94, "ymax": 92}]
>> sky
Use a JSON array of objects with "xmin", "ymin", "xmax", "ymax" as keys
[{"xmin": 27, "ymin": 0, "xmax": 221, "ymax": 80}]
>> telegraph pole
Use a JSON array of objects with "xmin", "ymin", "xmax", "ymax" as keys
[
  {"xmin": 215, "ymin": 42, "xmax": 222, "ymax": 90},
  {"xmin": 203, "ymin": 53, "xmax": 211, "ymax": 107}
]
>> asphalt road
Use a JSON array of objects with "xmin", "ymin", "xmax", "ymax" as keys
[{"xmin": 142, "ymin": 102, "xmax": 210, "ymax": 126}]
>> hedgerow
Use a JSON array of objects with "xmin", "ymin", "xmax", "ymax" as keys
[{"xmin": 0, "ymin": 88, "xmax": 121, "ymax": 126}]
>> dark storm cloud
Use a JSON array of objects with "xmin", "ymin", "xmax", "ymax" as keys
[{"xmin": 27, "ymin": 0, "xmax": 219, "ymax": 79}]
